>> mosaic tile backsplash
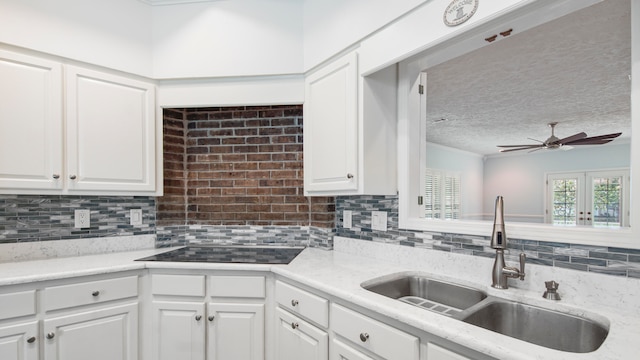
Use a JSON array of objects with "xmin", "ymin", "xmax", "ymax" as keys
[
  {"xmin": 156, "ymin": 224, "xmax": 332, "ymax": 249},
  {"xmin": 0, "ymin": 195, "xmax": 155, "ymax": 242},
  {"xmin": 0, "ymin": 194, "xmax": 333, "ymax": 249},
  {"xmin": 335, "ymin": 195, "xmax": 640, "ymax": 279},
  {"xmin": 3, "ymin": 193, "xmax": 640, "ymax": 279}
]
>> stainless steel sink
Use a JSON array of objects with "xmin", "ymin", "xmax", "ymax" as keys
[
  {"xmin": 362, "ymin": 273, "xmax": 610, "ymax": 353},
  {"xmin": 462, "ymin": 300, "xmax": 609, "ymax": 353},
  {"xmin": 361, "ymin": 273, "xmax": 487, "ymax": 317}
]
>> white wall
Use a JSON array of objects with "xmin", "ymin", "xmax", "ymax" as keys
[
  {"xmin": 302, "ymin": 0, "xmax": 427, "ymax": 71},
  {"xmin": 152, "ymin": 0, "xmax": 303, "ymax": 79},
  {"xmin": 483, "ymin": 143, "xmax": 631, "ymax": 222},
  {"xmin": 425, "ymin": 142, "xmax": 484, "ymax": 219},
  {"xmin": 0, "ymin": 0, "xmax": 153, "ymax": 77},
  {"xmin": 157, "ymin": 75, "xmax": 304, "ymax": 107}
]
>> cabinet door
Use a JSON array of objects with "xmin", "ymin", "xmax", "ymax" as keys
[
  {"xmin": 304, "ymin": 51, "xmax": 358, "ymax": 193},
  {"xmin": 0, "ymin": 321, "xmax": 38, "ymax": 360},
  {"xmin": 65, "ymin": 65, "xmax": 156, "ymax": 192},
  {"xmin": 426, "ymin": 343, "xmax": 472, "ymax": 360},
  {"xmin": 330, "ymin": 338, "xmax": 374, "ymax": 360},
  {"xmin": 207, "ymin": 303, "xmax": 264, "ymax": 360},
  {"xmin": 0, "ymin": 50, "xmax": 63, "ymax": 191},
  {"xmin": 275, "ymin": 308, "xmax": 328, "ymax": 360},
  {"xmin": 43, "ymin": 302, "xmax": 138, "ymax": 360},
  {"xmin": 151, "ymin": 301, "xmax": 205, "ymax": 360}
]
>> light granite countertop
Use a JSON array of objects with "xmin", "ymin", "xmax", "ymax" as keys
[{"xmin": 0, "ymin": 236, "xmax": 638, "ymax": 360}]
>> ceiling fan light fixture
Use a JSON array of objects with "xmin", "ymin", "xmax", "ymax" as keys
[{"xmin": 496, "ymin": 122, "xmax": 621, "ymax": 153}]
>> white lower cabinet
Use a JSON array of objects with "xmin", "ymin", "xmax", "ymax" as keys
[
  {"xmin": 331, "ymin": 304, "xmax": 419, "ymax": 360},
  {"xmin": 0, "ymin": 274, "xmax": 139, "ymax": 360},
  {"xmin": 275, "ymin": 307, "xmax": 328, "ymax": 360},
  {"xmin": 274, "ymin": 280, "xmax": 330, "ymax": 360},
  {"xmin": 43, "ymin": 303, "xmax": 138, "ymax": 360},
  {"xmin": 151, "ymin": 301, "xmax": 206, "ymax": 360},
  {"xmin": 42, "ymin": 275, "xmax": 140, "ymax": 360},
  {"xmin": 148, "ymin": 273, "xmax": 266, "ymax": 360},
  {"xmin": 207, "ymin": 303, "xmax": 264, "ymax": 360},
  {"xmin": 426, "ymin": 343, "xmax": 472, "ymax": 360},
  {"xmin": 0, "ymin": 321, "xmax": 39, "ymax": 360},
  {"xmin": 330, "ymin": 338, "xmax": 374, "ymax": 360}
]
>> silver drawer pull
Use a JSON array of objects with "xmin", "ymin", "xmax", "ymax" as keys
[
  {"xmin": 359, "ymin": 333, "xmax": 369, "ymax": 342},
  {"xmin": 291, "ymin": 299, "xmax": 299, "ymax": 307},
  {"xmin": 27, "ymin": 336, "xmax": 36, "ymax": 344},
  {"xmin": 46, "ymin": 332, "xmax": 55, "ymax": 340},
  {"xmin": 92, "ymin": 291, "xmax": 100, "ymax": 297},
  {"xmin": 291, "ymin": 322, "xmax": 299, "ymax": 329}
]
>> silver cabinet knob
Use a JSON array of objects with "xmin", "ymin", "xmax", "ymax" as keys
[
  {"xmin": 27, "ymin": 336, "xmax": 36, "ymax": 344},
  {"xmin": 347, "ymin": 173, "xmax": 354, "ymax": 179},
  {"xmin": 92, "ymin": 291, "xmax": 100, "ymax": 297},
  {"xmin": 195, "ymin": 315, "xmax": 202, "ymax": 321},
  {"xmin": 208, "ymin": 315, "xmax": 215, "ymax": 322},
  {"xmin": 291, "ymin": 322, "xmax": 299, "ymax": 329},
  {"xmin": 291, "ymin": 299, "xmax": 299, "ymax": 307},
  {"xmin": 46, "ymin": 332, "xmax": 55, "ymax": 340},
  {"xmin": 69, "ymin": 175, "xmax": 77, "ymax": 180},
  {"xmin": 52, "ymin": 174, "xmax": 60, "ymax": 179},
  {"xmin": 359, "ymin": 333, "xmax": 369, "ymax": 342}
]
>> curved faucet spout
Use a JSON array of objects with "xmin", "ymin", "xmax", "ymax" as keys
[{"xmin": 490, "ymin": 196, "xmax": 526, "ymax": 289}]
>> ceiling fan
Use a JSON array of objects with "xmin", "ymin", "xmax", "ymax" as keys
[{"xmin": 497, "ymin": 122, "xmax": 622, "ymax": 153}]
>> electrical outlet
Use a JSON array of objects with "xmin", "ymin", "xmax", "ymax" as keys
[
  {"xmin": 74, "ymin": 209, "xmax": 90, "ymax": 229},
  {"xmin": 130, "ymin": 209, "xmax": 143, "ymax": 226},
  {"xmin": 343, "ymin": 210, "xmax": 352, "ymax": 229},
  {"xmin": 371, "ymin": 211, "xmax": 387, "ymax": 232}
]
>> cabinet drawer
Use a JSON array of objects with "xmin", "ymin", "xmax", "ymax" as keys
[
  {"xmin": 275, "ymin": 280, "xmax": 328, "ymax": 328},
  {"xmin": 0, "ymin": 290, "xmax": 36, "ymax": 320},
  {"xmin": 331, "ymin": 304, "xmax": 419, "ymax": 360},
  {"xmin": 209, "ymin": 275, "xmax": 265, "ymax": 298},
  {"xmin": 44, "ymin": 276, "xmax": 138, "ymax": 312},
  {"xmin": 152, "ymin": 274, "xmax": 205, "ymax": 297}
]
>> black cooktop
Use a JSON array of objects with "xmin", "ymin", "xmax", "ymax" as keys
[{"xmin": 136, "ymin": 245, "xmax": 305, "ymax": 264}]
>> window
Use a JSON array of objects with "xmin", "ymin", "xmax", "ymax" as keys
[
  {"xmin": 547, "ymin": 170, "xmax": 629, "ymax": 227},
  {"xmin": 424, "ymin": 169, "xmax": 461, "ymax": 220}
]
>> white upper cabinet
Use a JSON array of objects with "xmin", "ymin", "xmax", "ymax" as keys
[
  {"xmin": 304, "ymin": 51, "xmax": 397, "ymax": 196},
  {"xmin": 0, "ymin": 50, "xmax": 63, "ymax": 191},
  {"xmin": 65, "ymin": 66, "xmax": 156, "ymax": 192},
  {"xmin": 0, "ymin": 50, "xmax": 159, "ymax": 195},
  {"xmin": 304, "ymin": 51, "xmax": 359, "ymax": 194}
]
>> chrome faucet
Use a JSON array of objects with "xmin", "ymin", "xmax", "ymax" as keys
[{"xmin": 490, "ymin": 196, "xmax": 526, "ymax": 289}]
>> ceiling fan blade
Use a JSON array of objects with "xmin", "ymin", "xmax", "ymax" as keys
[
  {"xmin": 497, "ymin": 144, "xmax": 540, "ymax": 148},
  {"xmin": 565, "ymin": 138, "xmax": 613, "ymax": 146},
  {"xmin": 564, "ymin": 132, "xmax": 622, "ymax": 145},
  {"xmin": 555, "ymin": 132, "xmax": 587, "ymax": 145},
  {"xmin": 499, "ymin": 145, "xmax": 544, "ymax": 152}
]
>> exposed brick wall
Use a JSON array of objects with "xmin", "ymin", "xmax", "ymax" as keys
[
  {"xmin": 157, "ymin": 105, "xmax": 335, "ymax": 228},
  {"xmin": 157, "ymin": 109, "xmax": 187, "ymax": 226}
]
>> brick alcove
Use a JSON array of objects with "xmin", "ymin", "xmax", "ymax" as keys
[{"xmin": 157, "ymin": 105, "xmax": 335, "ymax": 246}]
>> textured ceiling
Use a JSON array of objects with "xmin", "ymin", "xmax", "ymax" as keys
[{"xmin": 425, "ymin": 0, "xmax": 631, "ymax": 156}]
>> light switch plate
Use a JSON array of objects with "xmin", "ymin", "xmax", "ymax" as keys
[
  {"xmin": 343, "ymin": 210, "xmax": 352, "ymax": 229},
  {"xmin": 130, "ymin": 209, "xmax": 143, "ymax": 226},
  {"xmin": 371, "ymin": 211, "xmax": 387, "ymax": 232},
  {"xmin": 74, "ymin": 209, "xmax": 90, "ymax": 229}
]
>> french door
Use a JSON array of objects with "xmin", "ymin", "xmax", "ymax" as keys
[{"xmin": 546, "ymin": 170, "xmax": 629, "ymax": 227}]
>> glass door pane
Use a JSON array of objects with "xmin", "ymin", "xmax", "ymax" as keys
[
  {"xmin": 551, "ymin": 178, "xmax": 579, "ymax": 225},
  {"xmin": 589, "ymin": 174, "xmax": 624, "ymax": 227}
]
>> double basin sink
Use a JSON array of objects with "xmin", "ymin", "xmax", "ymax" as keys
[{"xmin": 361, "ymin": 273, "xmax": 608, "ymax": 353}]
